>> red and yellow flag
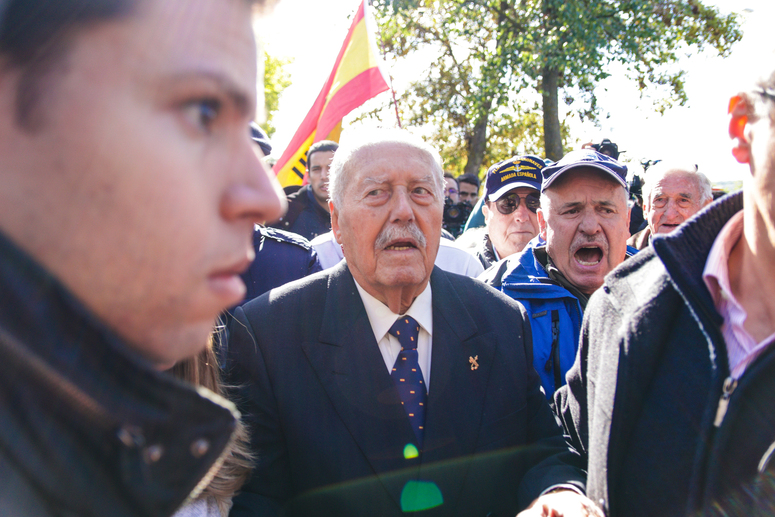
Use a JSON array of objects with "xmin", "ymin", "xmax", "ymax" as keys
[{"xmin": 273, "ymin": 0, "xmax": 391, "ymax": 187}]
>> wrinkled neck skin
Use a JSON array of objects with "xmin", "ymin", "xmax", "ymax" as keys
[
  {"xmin": 385, "ymin": 283, "xmax": 426, "ymax": 315},
  {"xmin": 728, "ymin": 188, "xmax": 775, "ymax": 342},
  {"xmin": 358, "ymin": 276, "xmax": 428, "ymax": 315}
]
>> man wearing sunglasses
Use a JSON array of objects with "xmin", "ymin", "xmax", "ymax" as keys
[
  {"xmin": 481, "ymin": 150, "xmax": 634, "ymax": 399},
  {"xmin": 471, "ymin": 156, "xmax": 544, "ymax": 269}
]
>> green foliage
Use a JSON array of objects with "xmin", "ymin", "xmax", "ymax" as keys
[
  {"xmin": 263, "ymin": 51, "xmax": 292, "ymax": 137},
  {"xmin": 369, "ymin": 0, "xmax": 742, "ymax": 172},
  {"xmin": 369, "ymin": 0, "xmax": 541, "ymax": 175}
]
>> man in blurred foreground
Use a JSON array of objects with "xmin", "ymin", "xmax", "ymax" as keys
[
  {"xmin": 0, "ymin": 0, "xmax": 284, "ymax": 514},
  {"xmin": 555, "ymin": 65, "xmax": 775, "ymax": 516}
]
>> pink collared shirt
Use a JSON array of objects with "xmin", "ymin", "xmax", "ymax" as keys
[{"xmin": 703, "ymin": 211, "xmax": 775, "ymax": 379}]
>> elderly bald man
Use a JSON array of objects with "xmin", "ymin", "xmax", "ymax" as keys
[
  {"xmin": 628, "ymin": 163, "xmax": 713, "ymax": 249},
  {"xmin": 226, "ymin": 128, "xmax": 597, "ymax": 517}
]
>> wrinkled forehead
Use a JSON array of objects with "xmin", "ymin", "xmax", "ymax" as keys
[
  {"xmin": 650, "ymin": 170, "xmax": 701, "ymax": 196},
  {"xmin": 348, "ymin": 141, "xmax": 441, "ymax": 185},
  {"xmin": 545, "ymin": 168, "xmax": 628, "ymax": 204}
]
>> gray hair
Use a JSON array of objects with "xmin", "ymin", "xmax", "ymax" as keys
[
  {"xmin": 328, "ymin": 128, "xmax": 445, "ymax": 208},
  {"xmin": 642, "ymin": 162, "xmax": 713, "ymax": 207}
]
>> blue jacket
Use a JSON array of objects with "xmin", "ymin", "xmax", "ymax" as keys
[
  {"xmin": 240, "ymin": 226, "xmax": 322, "ymax": 304},
  {"xmin": 480, "ymin": 244, "xmax": 637, "ymax": 399},
  {"xmin": 479, "ymin": 247, "xmax": 582, "ymax": 399},
  {"xmin": 269, "ymin": 185, "xmax": 331, "ymax": 241}
]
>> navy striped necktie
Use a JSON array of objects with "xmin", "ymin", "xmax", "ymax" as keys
[{"xmin": 388, "ymin": 316, "xmax": 427, "ymax": 446}]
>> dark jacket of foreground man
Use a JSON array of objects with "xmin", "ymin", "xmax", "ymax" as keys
[
  {"xmin": 0, "ymin": 232, "xmax": 238, "ymax": 517},
  {"xmin": 226, "ymin": 262, "xmax": 585, "ymax": 517},
  {"xmin": 555, "ymin": 192, "xmax": 775, "ymax": 517}
]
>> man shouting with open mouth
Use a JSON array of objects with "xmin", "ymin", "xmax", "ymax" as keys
[{"xmin": 481, "ymin": 149, "xmax": 635, "ymax": 398}]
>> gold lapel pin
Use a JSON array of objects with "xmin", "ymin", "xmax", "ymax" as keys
[{"xmin": 469, "ymin": 355, "xmax": 479, "ymax": 370}]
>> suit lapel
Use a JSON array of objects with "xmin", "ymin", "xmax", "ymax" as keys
[
  {"xmin": 301, "ymin": 263, "xmax": 418, "ymax": 508},
  {"xmin": 301, "ymin": 266, "xmax": 497, "ymax": 509},
  {"xmin": 420, "ymin": 268, "xmax": 495, "ymax": 507}
]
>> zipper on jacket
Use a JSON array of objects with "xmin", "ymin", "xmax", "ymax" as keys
[
  {"xmin": 544, "ymin": 310, "xmax": 562, "ymax": 390},
  {"xmin": 714, "ymin": 376, "xmax": 738, "ymax": 427}
]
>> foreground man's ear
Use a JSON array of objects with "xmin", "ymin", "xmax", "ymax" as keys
[{"xmin": 729, "ymin": 94, "xmax": 752, "ymax": 164}]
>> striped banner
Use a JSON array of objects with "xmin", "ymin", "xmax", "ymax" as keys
[{"xmin": 273, "ymin": 0, "xmax": 390, "ymax": 187}]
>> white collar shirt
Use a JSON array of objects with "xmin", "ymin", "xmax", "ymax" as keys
[{"xmin": 353, "ymin": 279, "xmax": 433, "ymax": 392}]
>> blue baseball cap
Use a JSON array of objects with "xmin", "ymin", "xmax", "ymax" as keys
[
  {"xmin": 484, "ymin": 155, "xmax": 544, "ymax": 202},
  {"xmin": 541, "ymin": 149, "xmax": 628, "ymax": 193}
]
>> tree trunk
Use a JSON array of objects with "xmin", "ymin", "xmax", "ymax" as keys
[
  {"xmin": 541, "ymin": 65, "xmax": 563, "ymax": 161},
  {"xmin": 464, "ymin": 97, "xmax": 493, "ymax": 176}
]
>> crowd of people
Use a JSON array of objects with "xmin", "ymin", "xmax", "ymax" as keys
[{"xmin": 0, "ymin": 0, "xmax": 774, "ymax": 517}]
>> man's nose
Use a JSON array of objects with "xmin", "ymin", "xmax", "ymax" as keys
[
  {"xmin": 663, "ymin": 200, "xmax": 682, "ymax": 221},
  {"xmin": 390, "ymin": 188, "xmax": 415, "ymax": 222},
  {"xmin": 512, "ymin": 202, "xmax": 531, "ymax": 222},
  {"xmin": 578, "ymin": 208, "xmax": 602, "ymax": 234},
  {"xmin": 221, "ymin": 143, "xmax": 286, "ymax": 225}
]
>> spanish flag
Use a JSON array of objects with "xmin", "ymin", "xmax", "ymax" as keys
[{"xmin": 273, "ymin": 0, "xmax": 391, "ymax": 187}]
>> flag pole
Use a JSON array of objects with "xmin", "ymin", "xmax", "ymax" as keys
[
  {"xmin": 272, "ymin": 0, "xmax": 390, "ymax": 188},
  {"xmin": 388, "ymin": 75, "xmax": 402, "ymax": 129},
  {"xmin": 370, "ymin": 0, "xmax": 402, "ymax": 129}
]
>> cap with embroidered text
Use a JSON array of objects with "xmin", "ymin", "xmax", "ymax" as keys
[{"xmin": 485, "ymin": 155, "xmax": 544, "ymax": 202}]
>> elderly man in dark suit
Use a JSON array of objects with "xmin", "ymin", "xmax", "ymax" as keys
[{"xmin": 226, "ymin": 129, "xmax": 596, "ymax": 517}]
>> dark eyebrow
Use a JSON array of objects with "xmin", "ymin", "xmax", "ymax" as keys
[
  {"xmin": 559, "ymin": 199, "xmax": 619, "ymax": 210},
  {"xmin": 165, "ymin": 70, "xmax": 254, "ymax": 118},
  {"xmin": 560, "ymin": 201, "xmax": 584, "ymax": 210}
]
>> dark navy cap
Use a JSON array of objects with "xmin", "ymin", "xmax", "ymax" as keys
[
  {"xmin": 484, "ymin": 155, "xmax": 544, "ymax": 202},
  {"xmin": 250, "ymin": 122, "xmax": 272, "ymax": 156},
  {"xmin": 541, "ymin": 149, "xmax": 628, "ymax": 193}
]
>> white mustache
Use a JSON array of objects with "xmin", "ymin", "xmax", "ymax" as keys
[{"xmin": 374, "ymin": 223, "xmax": 427, "ymax": 250}]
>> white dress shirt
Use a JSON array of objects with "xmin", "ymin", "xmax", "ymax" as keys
[{"xmin": 353, "ymin": 279, "xmax": 433, "ymax": 391}]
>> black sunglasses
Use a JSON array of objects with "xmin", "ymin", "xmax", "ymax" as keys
[
  {"xmin": 754, "ymin": 87, "xmax": 775, "ymax": 102},
  {"xmin": 494, "ymin": 193, "xmax": 540, "ymax": 215}
]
